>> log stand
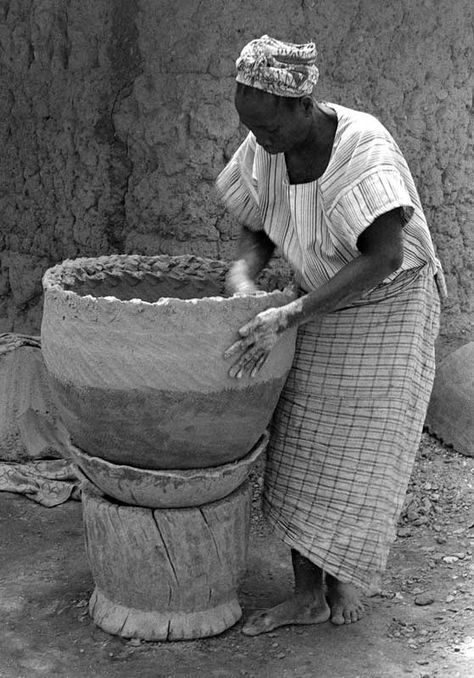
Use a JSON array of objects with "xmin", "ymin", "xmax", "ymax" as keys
[
  {"xmin": 73, "ymin": 437, "xmax": 268, "ymax": 641},
  {"xmin": 81, "ymin": 481, "xmax": 251, "ymax": 641}
]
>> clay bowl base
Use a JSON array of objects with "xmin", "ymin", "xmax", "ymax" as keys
[{"xmin": 67, "ymin": 432, "xmax": 268, "ymax": 508}]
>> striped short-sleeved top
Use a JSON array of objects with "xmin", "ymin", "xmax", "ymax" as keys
[{"xmin": 216, "ymin": 102, "xmax": 445, "ymax": 294}]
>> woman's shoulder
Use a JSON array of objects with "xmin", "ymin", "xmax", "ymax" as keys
[{"xmin": 326, "ymin": 102, "xmax": 392, "ymax": 145}]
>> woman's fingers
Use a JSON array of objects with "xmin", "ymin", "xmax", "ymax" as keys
[
  {"xmin": 228, "ymin": 346, "xmax": 257, "ymax": 378},
  {"xmin": 228, "ymin": 347, "xmax": 269, "ymax": 379},
  {"xmin": 223, "ymin": 319, "xmax": 262, "ymax": 359},
  {"xmin": 223, "ymin": 335, "xmax": 254, "ymax": 360},
  {"xmin": 250, "ymin": 351, "xmax": 269, "ymax": 377},
  {"xmin": 224, "ymin": 307, "xmax": 283, "ymax": 377}
]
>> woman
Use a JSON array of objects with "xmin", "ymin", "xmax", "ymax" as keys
[{"xmin": 217, "ymin": 35, "xmax": 445, "ymax": 636}]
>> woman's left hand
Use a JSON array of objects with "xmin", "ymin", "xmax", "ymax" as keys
[{"xmin": 224, "ymin": 306, "xmax": 289, "ymax": 378}]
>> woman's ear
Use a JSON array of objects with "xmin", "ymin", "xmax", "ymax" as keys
[{"xmin": 301, "ymin": 96, "xmax": 314, "ymax": 117}]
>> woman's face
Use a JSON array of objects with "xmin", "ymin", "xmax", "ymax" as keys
[{"xmin": 235, "ymin": 87, "xmax": 312, "ymax": 155}]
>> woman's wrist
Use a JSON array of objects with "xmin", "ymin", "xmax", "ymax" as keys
[{"xmin": 278, "ymin": 298, "xmax": 306, "ymax": 330}]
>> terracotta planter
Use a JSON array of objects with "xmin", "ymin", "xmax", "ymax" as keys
[{"xmin": 41, "ymin": 254, "xmax": 296, "ymax": 470}]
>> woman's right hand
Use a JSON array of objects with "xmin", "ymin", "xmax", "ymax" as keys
[{"xmin": 226, "ymin": 259, "xmax": 259, "ymax": 295}]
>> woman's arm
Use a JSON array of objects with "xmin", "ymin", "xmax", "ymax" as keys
[
  {"xmin": 283, "ymin": 207, "xmax": 404, "ymax": 324},
  {"xmin": 225, "ymin": 208, "xmax": 404, "ymax": 377},
  {"xmin": 226, "ymin": 226, "xmax": 276, "ymax": 294}
]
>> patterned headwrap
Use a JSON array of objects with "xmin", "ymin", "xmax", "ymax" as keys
[{"xmin": 235, "ymin": 35, "xmax": 319, "ymax": 98}]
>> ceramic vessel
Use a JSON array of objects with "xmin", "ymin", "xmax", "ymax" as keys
[
  {"xmin": 41, "ymin": 254, "xmax": 297, "ymax": 469},
  {"xmin": 66, "ymin": 432, "xmax": 267, "ymax": 508},
  {"xmin": 426, "ymin": 341, "xmax": 474, "ymax": 457}
]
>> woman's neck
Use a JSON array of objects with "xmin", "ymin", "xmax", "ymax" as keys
[{"xmin": 285, "ymin": 104, "xmax": 337, "ymax": 184}]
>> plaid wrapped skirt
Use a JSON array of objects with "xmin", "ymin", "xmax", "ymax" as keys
[{"xmin": 263, "ymin": 266, "xmax": 441, "ymax": 591}]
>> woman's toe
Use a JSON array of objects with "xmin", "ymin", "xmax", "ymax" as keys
[{"xmin": 241, "ymin": 612, "xmax": 274, "ymax": 636}]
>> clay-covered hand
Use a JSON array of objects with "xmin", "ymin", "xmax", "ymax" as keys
[
  {"xmin": 226, "ymin": 260, "xmax": 259, "ymax": 296},
  {"xmin": 224, "ymin": 306, "xmax": 290, "ymax": 379}
]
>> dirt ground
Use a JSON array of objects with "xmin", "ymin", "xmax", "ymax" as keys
[{"xmin": 0, "ymin": 431, "xmax": 473, "ymax": 678}]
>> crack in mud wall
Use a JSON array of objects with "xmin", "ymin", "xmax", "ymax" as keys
[{"xmin": 0, "ymin": 0, "xmax": 472, "ymax": 340}]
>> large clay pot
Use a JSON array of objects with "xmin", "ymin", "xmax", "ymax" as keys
[{"xmin": 41, "ymin": 254, "xmax": 297, "ymax": 470}]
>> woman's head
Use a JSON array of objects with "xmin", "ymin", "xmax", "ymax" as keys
[
  {"xmin": 233, "ymin": 35, "xmax": 319, "ymax": 153},
  {"xmin": 235, "ymin": 83, "xmax": 314, "ymax": 155}
]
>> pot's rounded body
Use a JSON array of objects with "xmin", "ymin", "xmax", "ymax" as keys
[
  {"xmin": 426, "ymin": 341, "xmax": 474, "ymax": 457},
  {"xmin": 41, "ymin": 255, "xmax": 297, "ymax": 470}
]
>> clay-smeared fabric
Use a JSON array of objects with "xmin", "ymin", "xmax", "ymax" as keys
[{"xmin": 263, "ymin": 267, "xmax": 440, "ymax": 591}]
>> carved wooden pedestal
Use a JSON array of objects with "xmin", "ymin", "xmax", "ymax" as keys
[{"xmin": 82, "ymin": 481, "xmax": 251, "ymax": 640}]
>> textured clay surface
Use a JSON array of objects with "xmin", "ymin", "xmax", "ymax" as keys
[
  {"xmin": 426, "ymin": 341, "xmax": 474, "ymax": 457},
  {"xmin": 0, "ymin": 0, "xmax": 472, "ymax": 346},
  {"xmin": 49, "ymin": 377, "xmax": 286, "ymax": 469},
  {"xmin": 41, "ymin": 255, "xmax": 297, "ymax": 468}
]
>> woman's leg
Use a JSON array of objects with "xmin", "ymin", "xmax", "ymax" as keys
[{"xmin": 241, "ymin": 549, "xmax": 330, "ymax": 636}]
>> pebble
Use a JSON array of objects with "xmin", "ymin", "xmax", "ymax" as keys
[
  {"xmin": 397, "ymin": 527, "xmax": 413, "ymax": 538},
  {"xmin": 443, "ymin": 556, "xmax": 459, "ymax": 564},
  {"xmin": 415, "ymin": 593, "xmax": 435, "ymax": 606},
  {"xmin": 413, "ymin": 516, "xmax": 429, "ymax": 526},
  {"xmin": 380, "ymin": 590, "xmax": 396, "ymax": 599}
]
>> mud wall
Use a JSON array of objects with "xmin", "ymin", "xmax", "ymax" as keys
[{"xmin": 0, "ymin": 0, "xmax": 472, "ymax": 340}]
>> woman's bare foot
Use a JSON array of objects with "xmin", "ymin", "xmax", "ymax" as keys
[
  {"xmin": 326, "ymin": 577, "xmax": 365, "ymax": 625},
  {"xmin": 241, "ymin": 590, "xmax": 330, "ymax": 636}
]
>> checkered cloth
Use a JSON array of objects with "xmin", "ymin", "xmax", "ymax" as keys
[{"xmin": 263, "ymin": 266, "xmax": 441, "ymax": 592}]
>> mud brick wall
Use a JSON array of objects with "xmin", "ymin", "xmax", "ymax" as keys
[{"xmin": 0, "ymin": 0, "xmax": 472, "ymax": 341}]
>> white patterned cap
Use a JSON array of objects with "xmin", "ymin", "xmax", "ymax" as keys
[{"xmin": 235, "ymin": 35, "xmax": 319, "ymax": 97}]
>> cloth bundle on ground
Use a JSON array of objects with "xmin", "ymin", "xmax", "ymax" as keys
[{"xmin": 0, "ymin": 333, "xmax": 80, "ymax": 507}]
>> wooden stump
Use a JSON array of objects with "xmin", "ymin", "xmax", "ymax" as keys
[{"xmin": 82, "ymin": 481, "xmax": 251, "ymax": 640}]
